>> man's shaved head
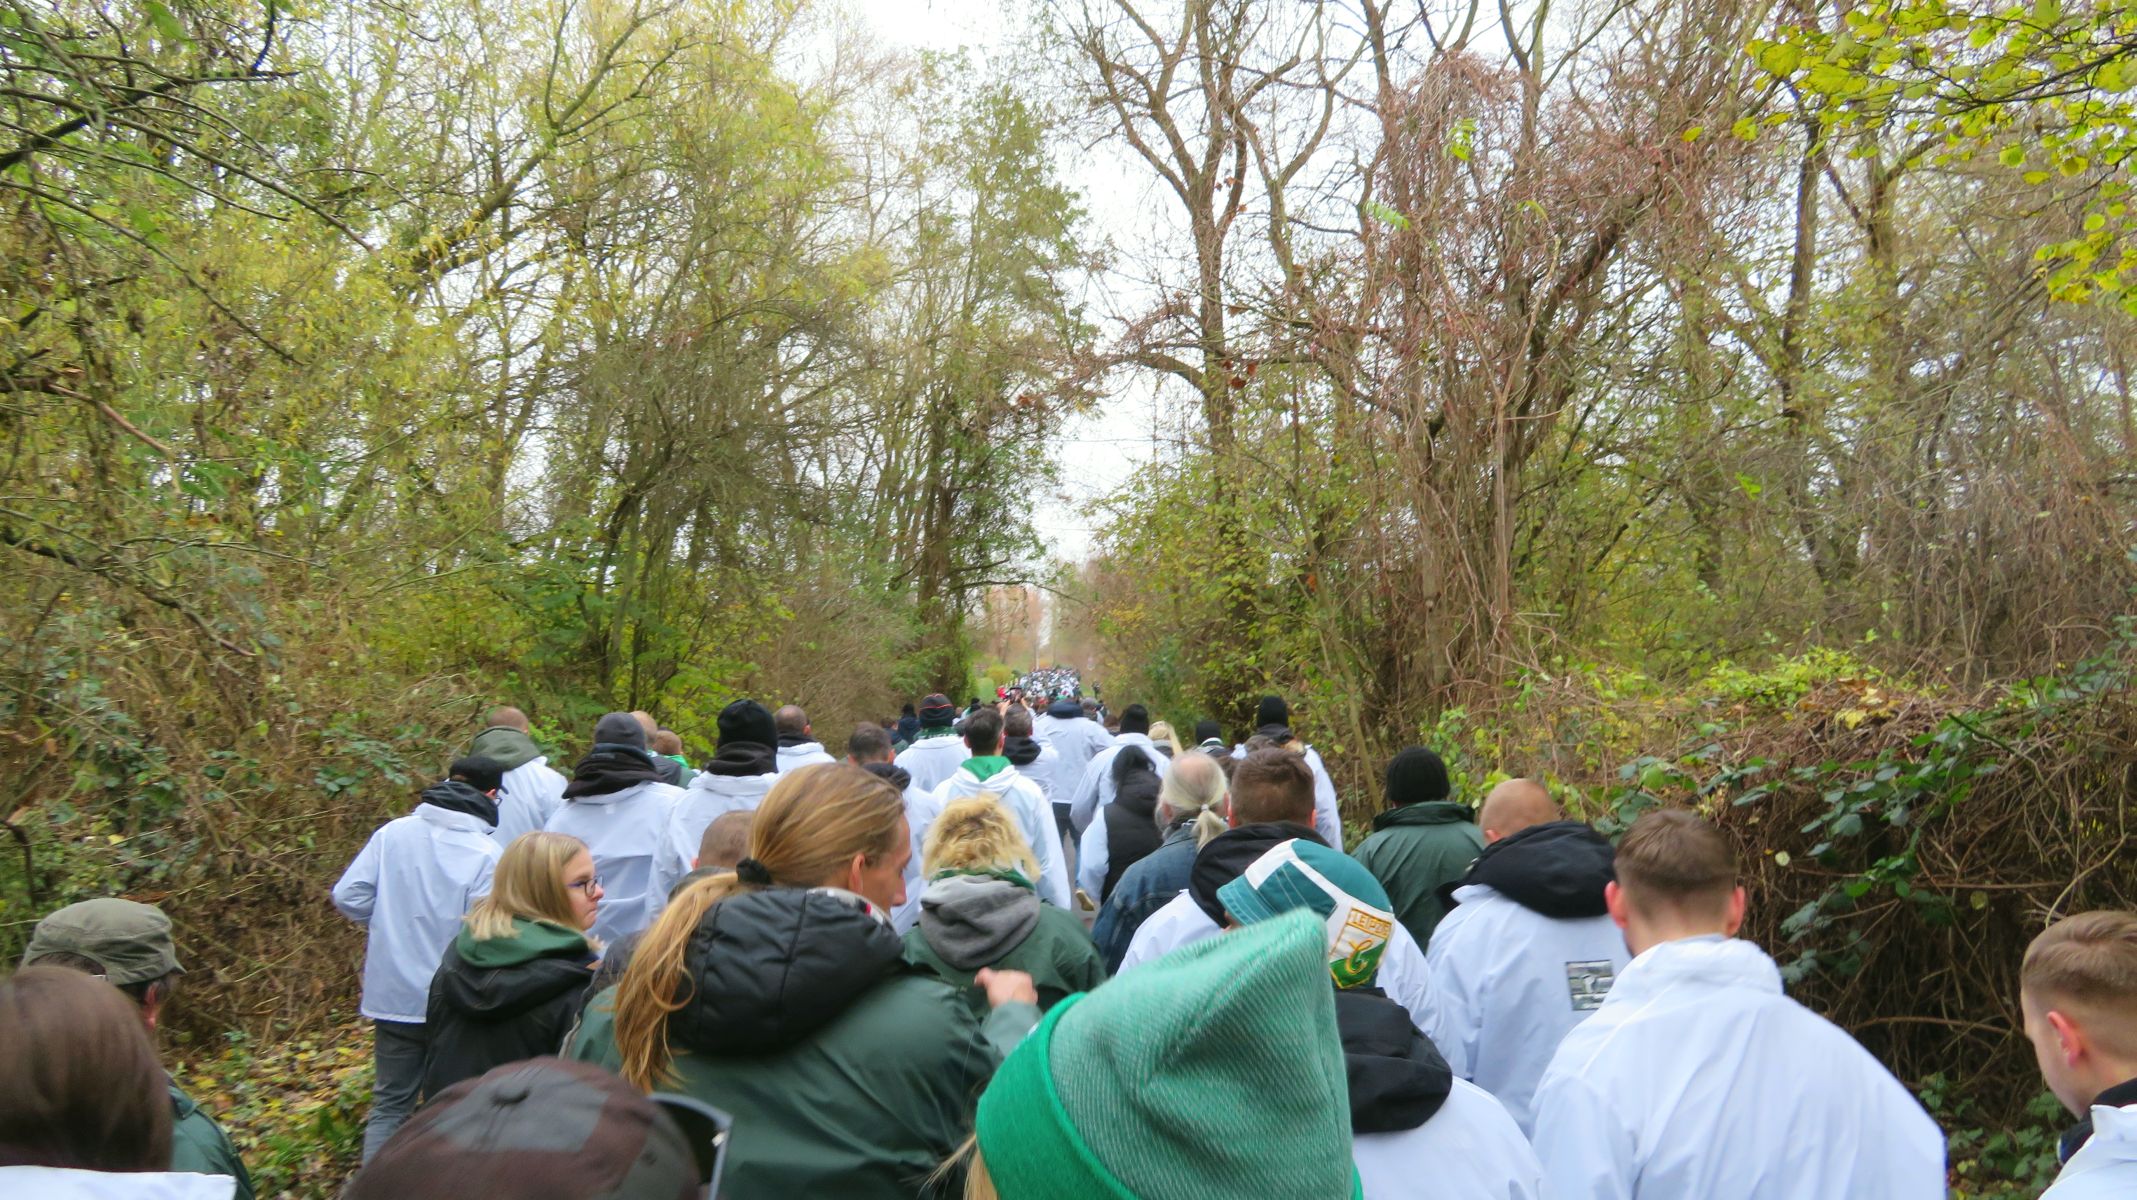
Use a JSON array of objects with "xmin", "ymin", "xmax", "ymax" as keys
[
  {"xmin": 485, "ymin": 706, "xmax": 529, "ymax": 732},
  {"xmin": 775, "ymin": 705, "xmax": 810, "ymax": 737},
  {"xmin": 698, "ymin": 811, "xmax": 755, "ymax": 871},
  {"xmin": 629, "ymin": 711, "xmax": 658, "ymax": 738},
  {"xmin": 1479, "ymin": 778, "xmax": 1560, "ymax": 844}
]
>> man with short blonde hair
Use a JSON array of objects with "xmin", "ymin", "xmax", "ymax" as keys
[{"xmin": 2022, "ymin": 910, "xmax": 2137, "ymax": 1198}]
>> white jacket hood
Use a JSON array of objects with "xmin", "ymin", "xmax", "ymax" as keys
[
  {"xmin": 2046, "ymin": 1102, "xmax": 2137, "ymax": 1199},
  {"xmin": 775, "ymin": 741, "xmax": 836, "ymax": 772},
  {"xmin": 1610, "ymin": 933, "xmax": 1782, "ymax": 1002}
]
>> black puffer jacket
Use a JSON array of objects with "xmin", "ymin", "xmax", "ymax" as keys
[
  {"xmin": 1101, "ymin": 747, "xmax": 1165, "ymax": 900},
  {"xmin": 422, "ymin": 918, "xmax": 596, "ymax": 1098},
  {"xmin": 1439, "ymin": 819, "xmax": 1616, "ymax": 917},
  {"xmin": 671, "ymin": 887, "xmax": 909, "ymax": 1056}
]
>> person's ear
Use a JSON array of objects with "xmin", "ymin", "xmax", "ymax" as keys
[
  {"xmin": 1604, "ymin": 880, "xmax": 1631, "ymax": 932},
  {"xmin": 846, "ymin": 851, "xmax": 869, "ymax": 892},
  {"xmin": 1225, "ymin": 796, "xmax": 1238, "ymax": 827},
  {"xmin": 140, "ymin": 983, "xmax": 164, "ymax": 1031},
  {"xmin": 2046, "ymin": 1008, "xmax": 2087, "ymax": 1067},
  {"xmin": 1722, "ymin": 885, "xmax": 1747, "ymax": 936}
]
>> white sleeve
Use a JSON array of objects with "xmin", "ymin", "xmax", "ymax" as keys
[
  {"xmin": 330, "ymin": 833, "xmax": 382, "ymax": 923},
  {"xmin": 1067, "ymin": 750, "xmax": 1108, "ymax": 834},
  {"xmin": 1423, "ymin": 922, "xmax": 1480, "ymax": 1079},
  {"xmin": 1076, "ymin": 815, "xmax": 1109, "ymax": 902},
  {"xmin": 1309, "ymin": 752, "xmax": 1342, "ymax": 849},
  {"xmin": 1376, "ymin": 925, "xmax": 1438, "ymax": 1035},
  {"xmin": 1530, "ymin": 1068, "xmax": 1636, "ymax": 1200},
  {"xmin": 1027, "ymin": 790, "xmax": 1073, "ymax": 910},
  {"xmin": 467, "ymin": 848, "xmax": 499, "ymax": 904}
]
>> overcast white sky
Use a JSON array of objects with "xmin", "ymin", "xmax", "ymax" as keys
[{"xmin": 856, "ymin": 0, "xmax": 1175, "ymax": 568}]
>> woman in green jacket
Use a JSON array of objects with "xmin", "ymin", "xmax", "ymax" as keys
[
  {"xmin": 904, "ymin": 796, "xmax": 1106, "ymax": 1015},
  {"xmin": 567, "ymin": 764, "xmax": 1039, "ymax": 1200}
]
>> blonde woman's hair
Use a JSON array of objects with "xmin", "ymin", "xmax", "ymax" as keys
[
  {"xmin": 1148, "ymin": 720, "xmax": 1180, "ymax": 755},
  {"xmin": 1158, "ymin": 751, "xmax": 1231, "ymax": 848},
  {"xmin": 923, "ymin": 796, "xmax": 1039, "ymax": 880},
  {"xmin": 467, "ymin": 832, "xmax": 589, "ymax": 943},
  {"xmin": 610, "ymin": 763, "xmax": 906, "ymax": 1089}
]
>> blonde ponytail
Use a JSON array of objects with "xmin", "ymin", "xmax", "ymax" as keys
[{"xmin": 1157, "ymin": 751, "xmax": 1231, "ymax": 848}]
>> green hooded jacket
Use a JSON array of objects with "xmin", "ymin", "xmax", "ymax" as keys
[
  {"xmin": 170, "ymin": 1081, "xmax": 254, "ymax": 1200},
  {"xmin": 1350, "ymin": 801, "xmax": 1484, "ymax": 951},
  {"xmin": 901, "ymin": 874, "xmax": 1106, "ymax": 1016},
  {"xmin": 564, "ymin": 888, "xmax": 1036, "ymax": 1199}
]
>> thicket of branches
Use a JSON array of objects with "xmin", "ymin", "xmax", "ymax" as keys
[{"xmin": 0, "ymin": 0, "xmax": 1095, "ymax": 1013}]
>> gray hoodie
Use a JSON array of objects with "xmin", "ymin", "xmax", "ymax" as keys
[{"xmin": 916, "ymin": 875, "xmax": 1039, "ymax": 971}]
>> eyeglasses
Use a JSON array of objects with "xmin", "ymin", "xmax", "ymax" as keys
[{"xmin": 567, "ymin": 876, "xmax": 602, "ymax": 893}]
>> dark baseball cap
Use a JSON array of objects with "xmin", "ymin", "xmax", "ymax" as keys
[
  {"xmin": 347, "ymin": 1058, "xmax": 709, "ymax": 1200},
  {"xmin": 22, "ymin": 897, "xmax": 185, "ymax": 986}
]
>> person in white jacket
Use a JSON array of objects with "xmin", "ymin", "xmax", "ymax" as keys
[
  {"xmin": 912, "ymin": 707, "xmax": 1071, "ymax": 910},
  {"xmin": 1422, "ymin": 779, "xmax": 1628, "ymax": 1135},
  {"xmin": 2021, "ymin": 910, "xmax": 2137, "ymax": 1199},
  {"xmin": 894, "ymin": 693, "xmax": 970, "ymax": 793},
  {"xmin": 672, "ymin": 699, "xmax": 783, "ymax": 852},
  {"xmin": 1530, "ymin": 809, "xmax": 1945, "ymax": 1200},
  {"xmin": 465, "ymin": 706, "xmax": 567, "ymax": 845},
  {"xmin": 542, "ymin": 713, "xmax": 690, "ymax": 949},
  {"xmin": 1229, "ymin": 696, "xmax": 1344, "ymax": 849},
  {"xmin": 772, "ymin": 704, "xmax": 837, "ymax": 773},
  {"xmin": 1066, "ymin": 703, "xmax": 1171, "ymax": 835},
  {"xmin": 1214, "ymin": 838, "xmax": 1542, "ymax": 1200},
  {"xmin": 331, "ymin": 758, "xmax": 503, "ymax": 1161},
  {"xmin": 1033, "ymin": 694, "xmax": 1113, "ymax": 774}
]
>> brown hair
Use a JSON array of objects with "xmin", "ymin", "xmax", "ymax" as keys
[
  {"xmin": 610, "ymin": 763, "xmax": 906, "ymax": 1088},
  {"xmin": 924, "ymin": 797, "xmax": 1039, "ymax": 880},
  {"xmin": 2023, "ymin": 911, "xmax": 2137, "ymax": 1054},
  {"xmin": 0, "ymin": 965, "xmax": 174, "ymax": 1170},
  {"xmin": 468, "ymin": 832, "xmax": 589, "ymax": 943},
  {"xmin": 1613, "ymin": 809, "xmax": 1737, "ymax": 917},
  {"xmin": 1230, "ymin": 749, "xmax": 1315, "ymax": 825}
]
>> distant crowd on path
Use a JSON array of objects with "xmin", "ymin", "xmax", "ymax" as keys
[{"xmin": 5, "ymin": 682, "xmax": 2137, "ymax": 1200}]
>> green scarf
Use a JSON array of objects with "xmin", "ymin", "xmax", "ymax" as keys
[{"xmin": 963, "ymin": 755, "xmax": 1012, "ymax": 782}]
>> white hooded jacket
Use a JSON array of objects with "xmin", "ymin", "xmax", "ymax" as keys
[
  {"xmin": 543, "ymin": 779, "xmax": 690, "ymax": 948},
  {"xmin": 774, "ymin": 740, "xmax": 836, "ymax": 773},
  {"xmin": 331, "ymin": 802, "xmax": 501, "ymax": 1023},
  {"xmin": 492, "ymin": 757, "xmax": 568, "ymax": 846},
  {"xmin": 894, "ymin": 731, "xmax": 970, "ymax": 794},
  {"xmin": 1422, "ymin": 882, "xmax": 1630, "ymax": 1134},
  {"xmin": 1530, "ymin": 935, "xmax": 1946, "ymax": 1200},
  {"xmin": 1118, "ymin": 891, "xmax": 1439, "ymax": 1034},
  {"xmin": 672, "ymin": 770, "xmax": 778, "ymax": 853},
  {"xmin": 2045, "ymin": 1102, "xmax": 2137, "ymax": 1199},
  {"xmin": 1066, "ymin": 733, "xmax": 1171, "ymax": 834},
  {"xmin": 911, "ymin": 762, "xmax": 1071, "ymax": 910},
  {"xmin": 1033, "ymin": 710, "xmax": 1113, "ymax": 773},
  {"xmin": 1354, "ymin": 1078, "xmax": 1544, "ymax": 1200}
]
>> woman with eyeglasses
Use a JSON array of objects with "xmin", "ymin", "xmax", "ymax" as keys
[{"xmin": 420, "ymin": 832, "xmax": 603, "ymax": 1097}]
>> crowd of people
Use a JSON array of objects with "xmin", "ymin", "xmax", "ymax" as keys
[{"xmin": 3, "ymin": 686, "xmax": 2135, "ymax": 1200}]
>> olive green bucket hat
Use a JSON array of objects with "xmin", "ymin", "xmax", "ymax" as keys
[{"xmin": 23, "ymin": 897, "xmax": 185, "ymax": 985}]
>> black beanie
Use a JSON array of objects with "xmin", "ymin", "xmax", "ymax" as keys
[
  {"xmin": 593, "ymin": 711, "xmax": 648, "ymax": 752},
  {"xmin": 1384, "ymin": 746, "xmax": 1451, "ymax": 808},
  {"xmin": 1193, "ymin": 719, "xmax": 1223, "ymax": 745},
  {"xmin": 1120, "ymin": 703, "xmax": 1151, "ymax": 735},
  {"xmin": 1255, "ymin": 695, "xmax": 1290, "ymax": 729},
  {"xmin": 919, "ymin": 693, "xmax": 956, "ymax": 728},
  {"xmin": 716, "ymin": 699, "xmax": 777, "ymax": 750}
]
